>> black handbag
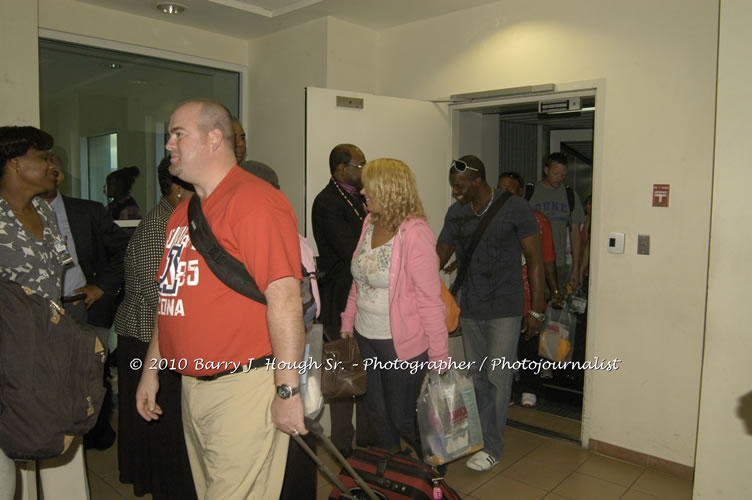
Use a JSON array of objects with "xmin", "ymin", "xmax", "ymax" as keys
[
  {"xmin": 320, "ymin": 336, "xmax": 367, "ymax": 400},
  {"xmin": 0, "ymin": 279, "xmax": 109, "ymax": 460}
]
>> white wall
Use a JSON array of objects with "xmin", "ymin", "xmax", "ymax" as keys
[
  {"xmin": 0, "ymin": 0, "xmax": 39, "ymax": 125},
  {"xmin": 374, "ymin": 0, "xmax": 718, "ymax": 466},
  {"xmin": 325, "ymin": 18, "xmax": 379, "ymax": 94},
  {"xmin": 39, "ymin": 0, "xmax": 248, "ymax": 67},
  {"xmin": 246, "ymin": 17, "xmax": 380, "ymax": 232},
  {"xmin": 247, "ymin": 18, "xmax": 328, "ymax": 232},
  {"xmin": 693, "ymin": 0, "xmax": 752, "ymax": 497}
]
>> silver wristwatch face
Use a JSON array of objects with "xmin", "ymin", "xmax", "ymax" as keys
[
  {"xmin": 277, "ymin": 384, "xmax": 300, "ymax": 399},
  {"xmin": 276, "ymin": 384, "xmax": 292, "ymax": 399}
]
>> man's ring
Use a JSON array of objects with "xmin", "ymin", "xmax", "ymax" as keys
[{"xmin": 292, "ymin": 428, "xmax": 299, "ymax": 435}]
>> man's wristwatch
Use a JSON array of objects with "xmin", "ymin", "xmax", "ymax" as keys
[
  {"xmin": 276, "ymin": 384, "xmax": 300, "ymax": 399},
  {"xmin": 528, "ymin": 310, "xmax": 545, "ymax": 322}
]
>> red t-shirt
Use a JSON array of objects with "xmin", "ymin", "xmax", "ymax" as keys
[
  {"xmin": 523, "ymin": 210, "xmax": 556, "ymax": 315},
  {"xmin": 156, "ymin": 167, "xmax": 302, "ymax": 376}
]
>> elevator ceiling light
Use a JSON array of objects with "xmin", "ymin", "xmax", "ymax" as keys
[{"xmin": 157, "ymin": 3, "xmax": 185, "ymax": 15}]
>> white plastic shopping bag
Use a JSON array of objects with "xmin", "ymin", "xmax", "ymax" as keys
[
  {"xmin": 417, "ymin": 369, "xmax": 483, "ymax": 465},
  {"xmin": 300, "ymin": 323, "xmax": 324, "ymax": 418},
  {"xmin": 538, "ymin": 302, "xmax": 575, "ymax": 362}
]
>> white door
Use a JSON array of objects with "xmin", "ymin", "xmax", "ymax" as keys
[
  {"xmin": 305, "ymin": 87, "xmax": 455, "ymax": 435},
  {"xmin": 305, "ymin": 87, "xmax": 451, "ymax": 250}
]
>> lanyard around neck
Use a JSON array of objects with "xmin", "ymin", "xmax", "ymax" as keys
[{"xmin": 332, "ymin": 179, "xmax": 364, "ymax": 222}]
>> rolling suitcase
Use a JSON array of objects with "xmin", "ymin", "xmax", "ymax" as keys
[
  {"xmin": 329, "ymin": 447, "xmax": 461, "ymax": 500},
  {"xmin": 294, "ymin": 419, "xmax": 461, "ymax": 500}
]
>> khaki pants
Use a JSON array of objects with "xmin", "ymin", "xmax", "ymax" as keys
[{"xmin": 182, "ymin": 368, "xmax": 289, "ymax": 500}]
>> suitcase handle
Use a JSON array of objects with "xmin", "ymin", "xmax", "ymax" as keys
[
  {"xmin": 303, "ymin": 417, "xmax": 326, "ymax": 438},
  {"xmin": 294, "ymin": 418, "xmax": 380, "ymax": 500}
]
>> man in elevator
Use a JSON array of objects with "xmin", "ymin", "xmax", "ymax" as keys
[{"xmin": 525, "ymin": 152, "xmax": 586, "ymax": 289}]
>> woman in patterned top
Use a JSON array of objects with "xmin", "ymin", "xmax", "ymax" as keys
[
  {"xmin": 340, "ymin": 158, "xmax": 449, "ymax": 457},
  {"xmin": 113, "ymin": 157, "xmax": 197, "ymax": 500},
  {"xmin": 0, "ymin": 127, "xmax": 65, "ymax": 302},
  {"xmin": 0, "ymin": 126, "xmax": 90, "ymax": 500}
]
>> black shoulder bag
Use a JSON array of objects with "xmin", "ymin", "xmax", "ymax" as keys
[
  {"xmin": 188, "ymin": 195, "xmax": 267, "ymax": 304},
  {"xmin": 449, "ymin": 191, "xmax": 513, "ymax": 296},
  {"xmin": 187, "ymin": 196, "xmax": 316, "ymax": 315}
]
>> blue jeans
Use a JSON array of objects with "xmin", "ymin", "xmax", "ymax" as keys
[
  {"xmin": 460, "ymin": 316, "xmax": 521, "ymax": 459},
  {"xmin": 354, "ymin": 331, "xmax": 428, "ymax": 454}
]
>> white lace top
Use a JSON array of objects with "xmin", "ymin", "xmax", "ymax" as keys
[{"xmin": 351, "ymin": 224, "xmax": 394, "ymax": 339}]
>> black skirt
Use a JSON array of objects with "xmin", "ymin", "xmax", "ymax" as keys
[{"xmin": 116, "ymin": 335, "xmax": 197, "ymax": 500}]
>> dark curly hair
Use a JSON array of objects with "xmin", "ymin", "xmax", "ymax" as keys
[
  {"xmin": 0, "ymin": 126, "xmax": 54, "ymax": 178},
  {"xmin": 157, "ymin": 157, "xmax": 194, "ymax": 196},
  {"xmin": 106, "ymin": 166, "xmax": 141, "ymax": 195},
  {"xmin": 329, "ymin": 144, "xmax": 356, "ymax": 175}
]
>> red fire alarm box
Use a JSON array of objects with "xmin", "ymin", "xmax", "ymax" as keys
[{"xmin": 653, "ymin": 184, "xmax": 670, "ymax": 207}]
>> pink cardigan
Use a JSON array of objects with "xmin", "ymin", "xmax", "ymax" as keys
[{"xmin": 340, "ymin": 215, "xmax": 449, "ymax": 364}]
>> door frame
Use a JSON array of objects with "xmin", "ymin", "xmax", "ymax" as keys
[{"xmin": 448, "ymin": 79, "xmax": 606, "ymax": 447}]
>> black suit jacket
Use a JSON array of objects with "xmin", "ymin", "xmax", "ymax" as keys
[
  {"xmin": 311, "ymin": 180, "xmax": 367, "ymax": 330},
  {"xmin": 62, "ymin": 195, "xmax": 130, "ymax": 328}
]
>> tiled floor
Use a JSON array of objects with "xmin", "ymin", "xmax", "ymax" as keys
[
  {"xmin": 313, "ymin": 426, "xmax": 693, "ymax": 500},
  {"xmin": 85, "ymin": 443, "xmax": 152, "ymax": 500},
  {"xmin": 85, "ymin": 424, "xmax": 693, "ymax": 499}
]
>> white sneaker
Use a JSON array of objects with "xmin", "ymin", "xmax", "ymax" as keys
[
  {"xmin": 521, "ymin": 393, "xmax": 537, "ymax": 408},
  {"xmin": 466, "ymin": 451, "xmax": 498, "ymax": 472}
]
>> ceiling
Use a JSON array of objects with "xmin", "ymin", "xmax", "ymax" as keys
[{"xmin": 78, "ymin": 0, "xmax": 501, "ymax": 40}]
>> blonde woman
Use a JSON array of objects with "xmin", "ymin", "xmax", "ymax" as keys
[{"xmin": 340, "ymin": 158, "xmax": 449, "ymax": 456}]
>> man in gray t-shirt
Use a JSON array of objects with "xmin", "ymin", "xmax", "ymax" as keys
[
  {"xmin": 527, "ymin": 153, "xmax": 586, "ymax": 288},
  {"xmin": 437, "ymin": 155, "xmax": 545, "ymax": 472}
]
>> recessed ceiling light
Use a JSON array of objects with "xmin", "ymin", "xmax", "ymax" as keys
[
  {"xmin": 157, "ymin": 3, "xmax": 185, "ymax": 15},
  {"xmin": 107, "ymin": 63, "xmax": 122, "ymax": 70}
]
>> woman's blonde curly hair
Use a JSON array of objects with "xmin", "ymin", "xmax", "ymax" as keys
[{"xmin": 362, "ymin": 158, "xmax": 425, "ymax": 233}]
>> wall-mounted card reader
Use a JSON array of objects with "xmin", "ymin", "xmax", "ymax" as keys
[{"xmin": 608, "ymin": 232, "xmax": 625, "ymax": 254}]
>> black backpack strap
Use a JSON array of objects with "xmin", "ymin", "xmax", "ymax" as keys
[
  {"xmin": 187, "ymin": 196, "xmax": 267, "ymax": 304},
  {"xmin": 524, "ymin": 183, "xmax": 535, "ymax": 201},
  {"xmin": 565, "ymin": 185, "xmax": 575, "ymax": 216},
  {"xmin": 450, "ymin": 191, "xmax": 513, "ymax": 295}
]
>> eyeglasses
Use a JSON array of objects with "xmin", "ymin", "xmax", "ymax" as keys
[
  {"xmin": 346, "ymin": 162, "xmax": 365, "ymax": 169},
  {"xmin": 450, "ymin": 159, "xmax": 479, "ymax": 173}
]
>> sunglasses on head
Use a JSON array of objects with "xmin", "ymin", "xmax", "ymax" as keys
[{"xmin": 450, "ymin": 159, "xmax": 479, "ymax": 173}]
